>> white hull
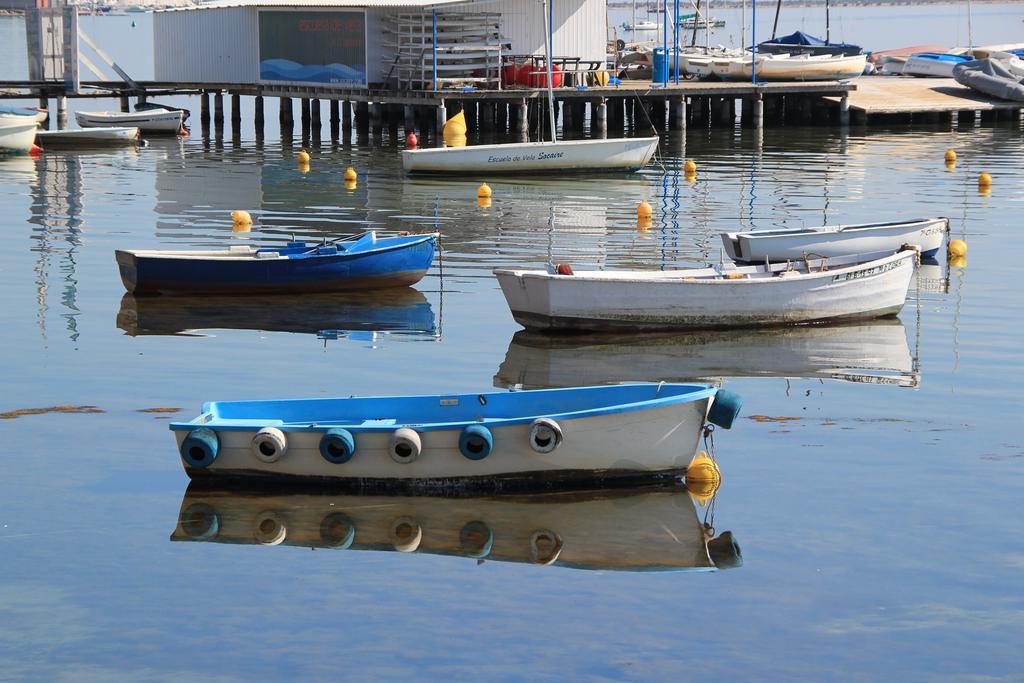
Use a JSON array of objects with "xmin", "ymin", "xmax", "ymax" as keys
[
  {"xmin": 495, "ymin": 250, "xmax": 917, "ymax": 331},
  {"xmin": 172, "ymin": 488, "xmax": 735, "ymax": 571},
  {"xmin": 721, "ymin": 217, "xmax": 947, "ymax": 262},
  {"xmin": 902, "ymin": 56, "xmax": 962, "ymax": 78},
  {"xmin": 713, "ymin": 53, "xmax": 867, "ymax": 81},
  {"xmin": 174, "ymin": 400, "xmax": 712, "ymax": 483},
  {"xmin": 75, "ymin": 109, "xmax": 183, "ymax": 133},
  {"xmin": 0, "ymin": 115, "xmax": 40, "ymax": 153},
  {"xmin": 36, "ymin": 126, "xmax": 140, "ymax": 146},
  {"xmin": 496, "ymin": 319, "xmax": 916, "ymax": 388},
  {"xmin": 401, "ymin": 137, "xmax": 659, "ymax": 174}
]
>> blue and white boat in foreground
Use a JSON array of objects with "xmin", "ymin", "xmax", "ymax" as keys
[
  {"xmin": 171, "ymin": 384, "xmax": 742, "ymax": 489},
  {"xmin": 903, "ymin": 52, "xmax": 972, "ymax": 78},
  {"xmin": 116, "ymin": 231, "xmax": 438, "ymax": 295}
]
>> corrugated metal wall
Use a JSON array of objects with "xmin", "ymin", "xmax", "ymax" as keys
[
  {"xmin": 492, "ymin": 0, "xmax": 606, "ymax": 64},
  {"xmin": 154, "ymin": 7, "xmax": 259, "ymax": 83}
]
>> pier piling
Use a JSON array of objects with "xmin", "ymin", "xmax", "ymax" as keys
[
  {"xmin": 342, "ymin": 100, "xmax": 353, "ymax": 136},
  {"xmin": 515, "ymin": 99, "xmax": 528, "ymax": 140},
  {"xmin": 254, "ymin": 95, "xmax": 264, "ymax": 139},
  {"xmin": 200, "ymin": 92, "xmax": 210, "ymax": 131},
  {"xmin": 595, "ymin": 98, "xmax": 608, "ymax": 138},
  {"xmin": 330, "ymin": 100, "xmax": 340, "ymax": 140}
]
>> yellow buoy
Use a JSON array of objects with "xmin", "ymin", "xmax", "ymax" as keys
[
  {"xmin": 593, "ymin": 70, "xmax": 610, "ymax": 86},
  {"xmin": 344, "ymin": 178, "xmax": 357, "ymax": 192},
  {"xmin": 978, "ymin": 171, "xmax": 992, "ymax": 186},
  {"xmin": 944, "ymin": 149, "xmax": 956, "ymax": 163},
  {"xmin": 477, "ymin": 182, "xmax": 492, "ymax": 199},
  {"xmin": 443, "ymin": 110, "xmax": 467, "ymax": 137},
  {"xmin": 231, "ymin": 222, "xmax": 251, "ymax": 234},
  {"xmin": 948, "ymin": 239, "xmax": 967, "ymax": 257},
  {"xmin": 477, "ymin": 196, "xmax": 492, "ymax": 209},
  {"xmin": 637, "ymin": 200, "xmax": 653, "ymax": 219},
  {"xmin": 444, "ymin": 132, "xmax": 467, "ymax": 147},
  {"xmin": 684, "ymin": 171, "xmax": 697, "ymax": 183},
  {"xmin": 297, "ymin": 161, "xmax": 310, "ymax": 174},
  {"xmin": 297, "ymin": 149, "xmax": 310, "ymax": 164},
  {"xmin": 685, "ymin": 451, "xmax": 721, "ymax": 507},
  {"xmin": 949, "ymin": 255, "xmax": 967, "ymax": 269},
  {"xmin": 684, "ymin": 159, "xmax": 697, "ymax": 174},
  {"xmin": 637, "ymin": 215, "xmax": 652, "ymax": 231},
  {"xmin": 945, "ymin": 159, "xmax": 956, "ymax": 172},
  {"xmin": 230, "ymin": 210, "xmax": 252, "ymax": 225},
  {"xmin": 343, "ymin": 167, "xmax": 357, "ymax": 182}
]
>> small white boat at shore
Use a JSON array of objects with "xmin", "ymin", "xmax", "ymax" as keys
[
  {"xmin": 495, "ymin": 249, "xmax": 918, "ymax": 331},
  {"xmin": 172, "ymin": 486, "xmax": 742, "ymax": 571},
  {"xmin": 401, "ymin": 137, "xmax": 660, "ymax": 174},
  {"xmin": 170, "ymin": 384, "xmax": 741, "ymax": 488},
  {"xmin": 75, "ymin": 109, "xmax": 184, "ymax": 134},
  {"xmin": 712, "ymin": 52, "xmax": 867, "ymax": 81},
  {"xmin": 0, "ymin": 112, "xmax": 41, "ymax": 154},
  {"xmin": 720, "ymin": 217, "xmax": 947, "ymax": 263},
  {"xmin": 36, "ymin": 126, "xmax": 140, "ymax": 147}
]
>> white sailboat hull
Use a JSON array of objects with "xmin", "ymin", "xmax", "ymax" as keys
[
  {"xmin": 75, "ymin": 109, "xmax": 184, "ymax": 133},
  {"xmin": 401, "ymin": 137, "xmax": 659, "ymax": 174},
  {"xmin": 714, "ymin": 53, "xmax": 867, "ymax": 81},
  {"xmin": 720, "ymin": 217, "xmax": 947, "ymax": 262},
  {"xmin": 0, "ymin": 115, "xmax": 40, "ymax": 154},
  {"xmin": 495, "ymin": 250, "xmax": 917, "ymax": 331}
]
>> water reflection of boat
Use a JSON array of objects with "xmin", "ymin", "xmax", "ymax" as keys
[
  {"xmin": 117, "ymin": 288, "xmax": 438, "ymax": 339},
  {"xmin": 912, "ymin": 257, "xmax": 949, "ymax": 295},
  {"xmin": 495, "ymin": 318, "xmax": 917, "ymax": 388},
  {"xmin": 171, "ymin": 485, "xmax": 742, "ymax": 572}
]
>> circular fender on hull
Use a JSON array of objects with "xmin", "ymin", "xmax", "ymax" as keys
[
  {"xmin": 180, "ymin": 503, "xmax": 220, "ymax": 540},
  {"xmin": 529, "ymin": 529, "xmax": 564, "ymax": 565},
  {"xmin": 459, "ymin": 424, "xmax": 493, "ymax": 460},
  {"xmin": 707, "ymin": 390, "xmax": 743, "ymax": 430},
  {"xmin": 253, "ymin": 511, "xmax": 287, "ymax": 546},
  {"xmin": 319, "ymin": 512, "xmax": 356, "ymax": 549},
  {"xmin": 251, "ymin": 427, "xmax": 288, "ymax": 463},
  {"xmin": 389, "ymin": 428, "xmax": 422, "ymax": 464},
  {"xmin": 528, "ymin": 418, "xmax": 563, "ymax": 453},
  {"xmin": 390, "ymin": 516, "xmax": 423, "ymax": 552},
  {"xmin": 181, "ymin": 427, "xmax": 219, "ymax": 468},
  {"xmin": 459, "ymin": 520, "xmax": 494, "ymax": 559},
  {"xmin": 319, "ymin": 428, "xmax": 356, "ymax": 464}
]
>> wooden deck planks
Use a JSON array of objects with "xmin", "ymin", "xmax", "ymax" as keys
[{"xmin": 824, "ymin": 77, "xmax": 1023, "ymax": 114}]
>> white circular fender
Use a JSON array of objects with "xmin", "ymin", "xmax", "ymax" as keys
[
  {"xmin": 389, "ymin": 428, "xmax": 422, "ymax": 464},
  {"xmin": 253, "ymin": 511, "xmax": 287, "ymax": 546},
  {"xmin": 251, "ymin": 426, "xmax": 288, "ymax": 463},
  {"xmin": 528, "ymin": 418, "xmax": 563, "ymax": 453},
  {"xmin": 390, "ymin": 516, "xmax": 423, "ymax": 552}
]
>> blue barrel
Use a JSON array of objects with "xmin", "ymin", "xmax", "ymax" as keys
[{"xmin": 652, "ymin": 47, "xmax": 669, "ymax": 83}]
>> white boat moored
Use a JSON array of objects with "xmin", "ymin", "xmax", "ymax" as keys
[
  {"xmin": 720, "ymin": 217, "xmax": 948, "ymax": 262},
  {"xmin": 36, "ymin": 126, "xmax": 141, "ymax": 147},
  {"xmin": 0, "ymin": 113, "xmax": 41, "ymax": 155},
  {"xmin": 495, "ymin": 249, "xmax": 919, "ymax": 331},
  {"xmin": 75, "ymin": 109, "xmax": 184, "ymax": 134},
  {"xmin": 712, "ymin": 52, "xmax": 867, "ymax": 81},
  {"xmin": 401, "ymin": 137, "xmax": 660, "ymax": 174},
  {"xmin": 170, "ymin": 384, "xmax": 742, "ymax": 489}
]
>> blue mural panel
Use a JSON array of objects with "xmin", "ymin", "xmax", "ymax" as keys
[{"xmin": 258, "ymin": 10, "xmax": 366, "ymax": 86}]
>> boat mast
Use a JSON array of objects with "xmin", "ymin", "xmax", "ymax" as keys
[
  {"xmin": 542, "ymin": 0, "xmax": 557, "ymax": 142},
  {"xmin": 966, "ymin": 0, "xmax": 974, "ymax": 51},
  {"xmin": 825, "ymin": 0, "xmax": 830, "ymax": 43},
  {"xmin": 741, "ymin": 0, "xmax": 745, "ymax": 50},
  {"xmin": 690, "ymin": 0, "xmax": 700, "ymax": 46},
  {"xmin": 770, "ymin": 0, "xmax": 781, "ymax": 40},
  {"xmin": 632, "ymin": 0, "xmax": 636, "ymax": 34}
]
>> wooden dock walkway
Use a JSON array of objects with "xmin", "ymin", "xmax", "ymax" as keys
[{"xmin": 824, "ymin": 77, "xmax": 1024, "ymax": 115}]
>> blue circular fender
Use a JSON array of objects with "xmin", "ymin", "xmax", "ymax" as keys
[
  {"xmin": 459, "ymin": 424, "xmax": 493, "ymax": 460},
  {"xmin": 319, "ymin": 428, "xmax": 356, "ymax": 464},
  {"xmin": 707, "ymin": 390, "xmax": 743, "ymax": 430},
  {"xmin": 181, "ymin": 427, "xmax": 219, "ymax": 468}
]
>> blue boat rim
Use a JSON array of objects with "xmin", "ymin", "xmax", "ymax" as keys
[{"xmin": 169, "ymin": 384, "xmax": 720, "ymax": 433}]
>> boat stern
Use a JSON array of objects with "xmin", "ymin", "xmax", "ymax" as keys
[{"xmin": 114, "ymin": 250, "xmax": 140, "ymax": 293}]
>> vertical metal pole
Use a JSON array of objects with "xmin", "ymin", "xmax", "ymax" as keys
[
  {"xmin": 542, "ymin": 0, "xmax": 557, "ymax": 141},
  {"xmin": 673, "ymin": 0, "xmax": 679, "ymax": 83},
  {"xmin": 751, "ymin": 0, "xmax": 757, "ymax": 84},
  {"xmin": 825, "ymin": 0, "xmax": 830, "ymax": 43},
  {"xmin": 661, "ymin": 0, "xmax": 667, "ymax": 83},
  {"xmin": 432, "ymin": 10, "xmax": 438, "ymax": 91}
]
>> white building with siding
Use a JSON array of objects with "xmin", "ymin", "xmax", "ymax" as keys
[{"xmin": 153, "ymin": 0, "xmax": 607, "ymax": 88}]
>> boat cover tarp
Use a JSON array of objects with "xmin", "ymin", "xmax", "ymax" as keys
[
  {"xmin": 760, "ymin": 31, "xmax": 860, "ymax": 51},
  {"xmin": 952, "ymin": 58, "xmax": 1024, "ymax": 103}
]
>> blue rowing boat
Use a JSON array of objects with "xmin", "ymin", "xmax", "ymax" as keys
[
  {"xmin": 170, "ymin": 383, "xmax": 742, "ymax": 490},
  {"xmin": 116, "ymin": 231, "xmax": 438, "ymax": 295}
]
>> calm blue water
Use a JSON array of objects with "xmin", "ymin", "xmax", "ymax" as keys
[{"xmin": 2, "ymin": 10, "xmax": 1024, "ymax": 682}]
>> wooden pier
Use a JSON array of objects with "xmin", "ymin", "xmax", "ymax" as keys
[{"xmin": 2, "ymin": 77, "xmax": 1020, "ymax": 140}]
